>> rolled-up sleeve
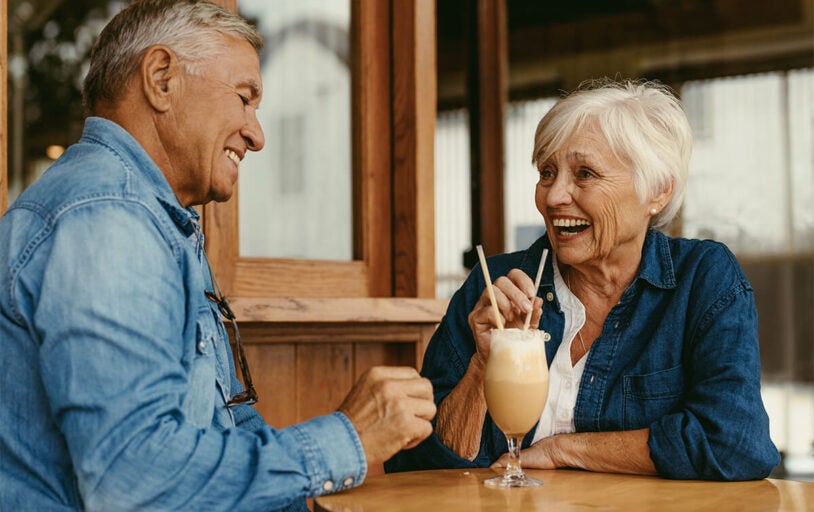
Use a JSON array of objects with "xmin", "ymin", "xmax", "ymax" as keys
[{"xmin": 648, "ymin": 263, "xmax": 780, "ymax": 480}]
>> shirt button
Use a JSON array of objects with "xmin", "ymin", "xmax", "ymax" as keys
[
  {"xmin": 343, "ymin": 477, "xmax": 354, "ymax": 487},
  {"xmin": 614, "ymin": 321, "xmax": 620, "ymax": 329},
  {"xmin": 197, "ymin": 341, "xmax": 206, "ymax": 351},
  {"xmin": 322, "ymin": 480, "xmax": 334, "ymax": 491},
  {"xmin": 546, "ymin": 292, "xmax": 554, "ymax": 302}
]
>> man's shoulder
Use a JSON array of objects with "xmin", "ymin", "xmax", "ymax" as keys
[{"xmin": 11, "ymin": 141, "xmax": 149, "ymax": 219}]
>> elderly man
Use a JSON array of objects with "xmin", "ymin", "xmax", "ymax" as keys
[{"xmin": 0, "ymin": 1, "xmax": 435, "ymax": 510}]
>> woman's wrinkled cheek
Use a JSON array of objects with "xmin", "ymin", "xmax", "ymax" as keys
[{"xmin": 592, "ymin": 200, "xmax": 621, "ymax": 259}]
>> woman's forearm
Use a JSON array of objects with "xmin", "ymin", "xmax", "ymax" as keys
[
  {"xmin": 552, "ymin": 428, "xmax": 657, "ymax": 475},
  {"xmin": 435, "ymin": 356, "xmax": 489, "ymax": 460},
  {"xmin": 516, "ymin": 428, "xmax": 657, "ymax": 475}
]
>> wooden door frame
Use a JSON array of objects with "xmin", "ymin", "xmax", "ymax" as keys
[{"xmin": 206, "ymin": 0, "xmax": 436, "ymax": 300}]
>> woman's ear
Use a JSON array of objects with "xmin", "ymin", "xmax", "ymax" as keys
[
  {"xmin": 650, "ymin": 179, "xmax": 675, "ymax": 213},
  {"xmin": 140, "ymin": 45, "xmax": 178, "ymax": 113}
]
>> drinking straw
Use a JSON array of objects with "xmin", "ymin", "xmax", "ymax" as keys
[
  {"xmin": 523, "ymin": 249, "xmax": 549, "ymax": 331},
  {"xmin": 476, "ymin": 244, "xmax": 504, "ymax": 330}
]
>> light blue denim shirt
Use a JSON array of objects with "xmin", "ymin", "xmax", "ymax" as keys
[
  {"xmin": 386, "ymin": 232, "xmax": 780, "ymax": 481},
  {"xmin": 0, "ymin": 117, "xmax": 366, "ymax": 511}
]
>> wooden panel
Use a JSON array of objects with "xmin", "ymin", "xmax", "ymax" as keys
[
  {"xmin": 1, "ymin": 1, "xmax": 7, "ymax": 216},
  {"xmin": 392, "ymin": 0, "xmax": 437, "ymax": 298},
  {"xmin": 245, "ymin": 343, "xmax": 297, "ymax": 429},
  {"xmin": 354, "ymin": 343, "xmax": 418, "ymax": 377},
  {"xmin": 296, "ymin": 343, "xmax": 354, "ymax": 422},
  {"xmin": 234, "ymin": 260, "xmax": 368, "ymax": 298},
  {"xmin": 415, "ymin": 324, "xmax": 437, "ymax": 372}
]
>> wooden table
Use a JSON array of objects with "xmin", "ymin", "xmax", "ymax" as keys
[{"xmin": 314, "ymin": 468, "xmax": 814, "ymax": 511}]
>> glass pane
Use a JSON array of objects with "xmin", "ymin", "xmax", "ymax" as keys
[
  {"xmin": 434, "ymin": 99, "xmax": 557, "ymax": 299},
  {"xmin": 682, "ymin": 70, "xmax": 814, "ymax": 255},
  {"xmin": 238, "ymin": 1, "xmax": 352, "ymax": 260},
  {"xmin": 434, "ymin": 109, "xmax": 471, "ymax": 298},
  {"xmin": 504, "ymin": 98, "xmax": 557, "ymax": 253}
]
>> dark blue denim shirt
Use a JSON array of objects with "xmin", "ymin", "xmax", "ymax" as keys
[{"xmin": 386, "ymin": 231, "xmax": 780, "ymax": 481}]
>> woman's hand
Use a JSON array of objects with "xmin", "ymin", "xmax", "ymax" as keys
[
  {"xmin": 491, "ymin": 436, "xmax": 559, "ymax": 470},
  {"xmin": 467, "ymin": 268, "xmax": 543, "ymax": 365},
  {"xmin": 436, "ymin": 268, "xmax": 542, "ymax": 460}
]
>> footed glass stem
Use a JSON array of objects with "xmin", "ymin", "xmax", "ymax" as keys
[{"xmin": 483, "ymin": 434, "xmax": 542, "ymax": 488}]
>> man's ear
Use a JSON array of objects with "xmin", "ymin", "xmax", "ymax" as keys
[{"xmin": 141, "ymin": 45, "xmax": 179, "ymax": 113}]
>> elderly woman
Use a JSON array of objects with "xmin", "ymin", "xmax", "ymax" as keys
[{"xmin": 386, "ymin": 79, "xmax": 779, "ymax": 480}]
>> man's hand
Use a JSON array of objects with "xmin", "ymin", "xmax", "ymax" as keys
[{"xmin": 338, "ymin": 366, "xmax": 436, "ymax": 465}]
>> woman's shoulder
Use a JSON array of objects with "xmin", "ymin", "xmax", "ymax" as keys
[{"xmin": 658, "ymin": 232, "xmax": 750, "ymax": 291}]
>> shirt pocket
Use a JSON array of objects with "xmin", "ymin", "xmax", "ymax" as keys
[
  {"xmin": 622, "ymin": 365, "xmax": 684, "ymax": 430},
  {"xmin": 181, "ymin": 314, "xmax": 218, "ymax": 428}
]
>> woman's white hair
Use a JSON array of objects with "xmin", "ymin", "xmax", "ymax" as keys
[
  {"xmin": 83, "ymin": 0, "xmax": 263, "ymax": 113},
  {"xmin": 531, "ymin": 78, "xmax": 693, "ymax": 231}
]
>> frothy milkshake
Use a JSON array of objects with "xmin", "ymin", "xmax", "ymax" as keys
[{"xmin": 483, "ymin": 328, "xmax": 549, "ymax": 436}]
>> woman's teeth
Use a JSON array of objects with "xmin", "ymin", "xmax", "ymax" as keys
[{"xmin": 552, "ymin": 218, "xmax": 591, "ymax": 235}]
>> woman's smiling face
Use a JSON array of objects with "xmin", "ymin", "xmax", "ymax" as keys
[{"xmin": 535, "ymin": 122, "xmax": 654, "ymax": 268}]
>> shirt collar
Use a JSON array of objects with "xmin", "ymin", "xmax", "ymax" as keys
[
  {"xmin": 81, "ymin": 116, "xmax": 200, "ymax": 237},
  {"xmin": 635, "ymin": 230, "xmax": 677, "ymax": 290},
  {"xmin": 518, "ymin": 229, "xmax": 676, "ymax": 314}
]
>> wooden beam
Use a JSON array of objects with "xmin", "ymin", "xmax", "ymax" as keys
[
  {"xmin": 392, "ymin": 0, "xmax": 437, "ymax": 297},
  {"xmin": 353, "ymin": 0, "xmax": 393, "ymax": 296},
  {"xmin": 465, "ymin": 0, "xmax": 507, "ymax": 265},
  {"xmin": 231, "ymin": 297, "xmax": 448, "ymax": 323},
  {"xmin": 1, "ymin": 1, "xmax": 7, "ymax": 215}
]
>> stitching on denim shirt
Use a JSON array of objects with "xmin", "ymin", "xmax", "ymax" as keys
[
  {"xmin": 7, "ymin": 197, "xmax": 184, "ymax": 325},
  {"xmin": 288, "ymin": 422, "xmax": 327, "ymax": 491},
  {"xmin": 440, "ymin": 321, "xmax": 466, "ymax": 378},
  {"xmin": 693, "ymin": 281, "xmax": 750, "ymax": 344}
]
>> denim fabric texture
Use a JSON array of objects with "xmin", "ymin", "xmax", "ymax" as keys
[
  {"xmin": 386, "ymin": 231, "xmax": 780, "ymax": 481},
  {"xmin": 0, "ymin": 117, "xmax": 366, "ymax": 511}
]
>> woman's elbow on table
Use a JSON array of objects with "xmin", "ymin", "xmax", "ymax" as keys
[{"xmin": 649, "ymin": 416, "xmax": 780, "ymax": 481}]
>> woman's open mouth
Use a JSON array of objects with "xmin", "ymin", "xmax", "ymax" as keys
[{"xmin": 552, "ymin": 217, "xmax": 591, "ymax": 237}]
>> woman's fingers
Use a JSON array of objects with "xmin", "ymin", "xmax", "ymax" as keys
[{"xmin": 471, "ymin": 268, "xmax": 543, "ymax": 332}]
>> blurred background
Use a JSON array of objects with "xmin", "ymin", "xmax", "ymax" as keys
[{"xmin": 4, "ymin": 0, "xmax": 813, "ymax": 480}]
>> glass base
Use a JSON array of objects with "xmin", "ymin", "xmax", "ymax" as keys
[{"xmin": 483, "ymin": 472, "xmax": 543, "ymax": 488}]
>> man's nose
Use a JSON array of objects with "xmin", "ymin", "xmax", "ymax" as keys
[{"xmin": 243, "ymin": 109, "xmax": 265, "ymax": 151}]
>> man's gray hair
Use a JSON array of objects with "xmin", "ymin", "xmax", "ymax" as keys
[
  {"xmin": 531, "ymin": 78, "xmax": 693, "ymax": 231},
  {"xmin": 83, "ymin": 0, "xmax": 263, "ymax": 113}
]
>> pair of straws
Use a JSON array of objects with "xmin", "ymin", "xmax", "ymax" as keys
[{"xmin": 475, "ymin": 245, "xmax": 549, "ymax": 331}]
